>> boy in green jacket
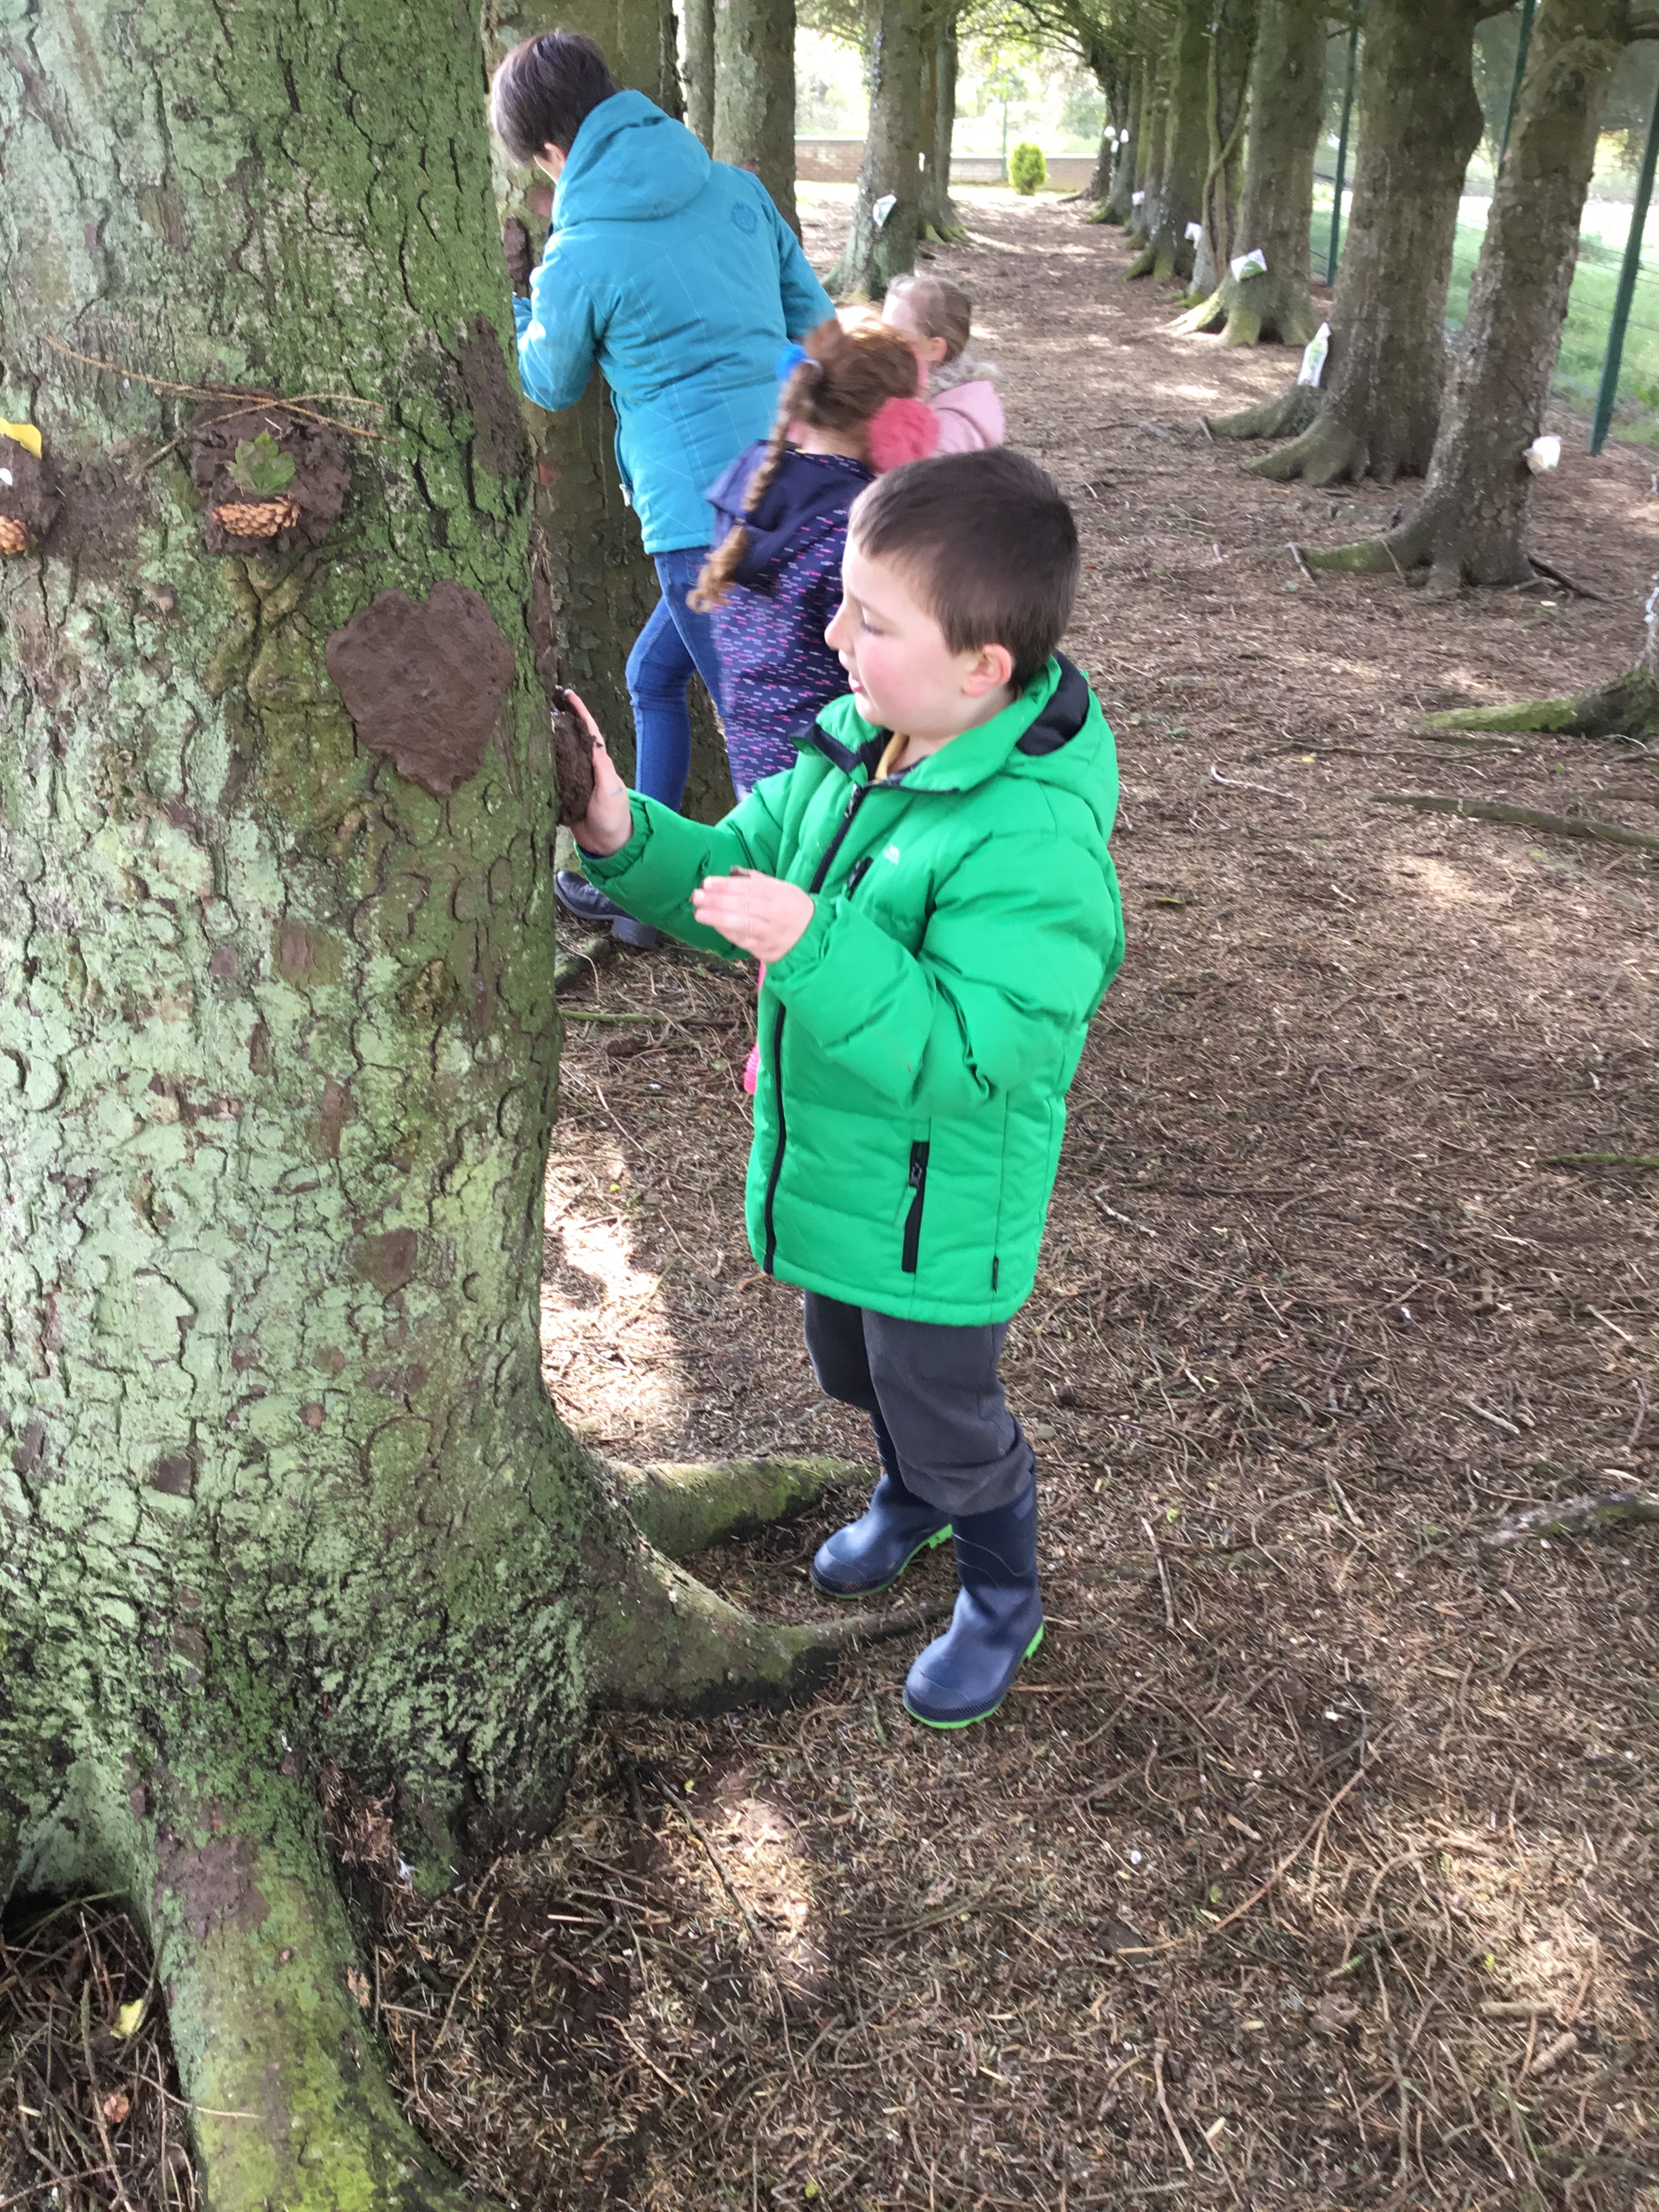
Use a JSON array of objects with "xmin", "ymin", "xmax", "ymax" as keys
[{"xmin": 569, "ymin": 449, "xmax": 1125, "ymax": 1726}]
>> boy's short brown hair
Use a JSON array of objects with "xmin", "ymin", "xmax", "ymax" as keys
[
  {"xmin": 848, "ymin": 450, "xmax": 1079, "ymax": 691},
  {"xmin": 490, "ymin": 30, "xmax": 617, "ymax": 163}
]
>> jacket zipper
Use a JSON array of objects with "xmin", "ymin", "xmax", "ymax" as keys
[
  {"xmin": 761, "ymin": 785, "xmax": 876, "ymax": 1273},
  {"xmin": 901, "ymin": 1140, "xmax": 930, "ymax": 1274}
]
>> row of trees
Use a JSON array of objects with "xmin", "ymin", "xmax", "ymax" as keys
[{"xmin": 1026, "ymin": 0, "xmax": 1659, "ymax": 601}]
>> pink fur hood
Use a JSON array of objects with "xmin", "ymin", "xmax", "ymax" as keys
[{"xmin": 927, "ymin": 375, "xmax": 1006, "ymax": 453}]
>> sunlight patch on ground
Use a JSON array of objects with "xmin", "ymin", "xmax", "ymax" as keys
[
  {"xmin": 1382, "ymin": 855, "xmax": 1509, "ymax": 912},
  {"xmin": 689, "ymin": 1782, "xmax": 830, "ymax": 2005}
]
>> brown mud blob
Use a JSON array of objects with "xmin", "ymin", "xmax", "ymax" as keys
[
  {"xmin": 0, "ymin": 434, "xmax": 64, "ymax": 550},
  {"xmin": 551, "ymin": 689, "xmax": 595, "ymax": 826},
  {"xmin": 455, "ymin": 314, "xmax": 527, "ymax": 480},
  {"xmin": 189, "ymin": 402, "xmax": 348, "ymax": 556},
  {"xmin": 325, "ymin": 579, "xmax": 515, "ymax": 799}
]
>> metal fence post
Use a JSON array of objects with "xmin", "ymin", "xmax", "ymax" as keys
[
  {"xmin": 1498, "ymin": 0, "xmax": 1537, "ymax": 171},
  {"xmin": 1591, "ymin": 71, "xmax": 1659, "ymax": 455}
]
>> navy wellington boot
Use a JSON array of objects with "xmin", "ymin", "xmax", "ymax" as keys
[
  {"xmin": 902, "ymin": 1477, "xmax": 1042, "ymax": 1727},
  {"xmin": 810, "ymin": 1456, "xmax": 953, "ymax": 1600}
]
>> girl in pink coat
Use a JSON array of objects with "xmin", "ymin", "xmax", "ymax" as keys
[{"xmin": 882, "ymin": 274, "xmax": 1006, "ymax": 453}]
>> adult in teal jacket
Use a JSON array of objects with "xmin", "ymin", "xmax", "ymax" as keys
[{"xmin": 491, "ymin": 32, "xmax": 834, "ymax": 945}]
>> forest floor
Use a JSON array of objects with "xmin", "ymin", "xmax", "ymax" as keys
[
  {"xmin": 8, "ymin": 190, "xmax": 1657, "ymax": 2212},
  {"xmin": 401, "ymin": 189, "xmax": 1659, "ymax": 2211}
]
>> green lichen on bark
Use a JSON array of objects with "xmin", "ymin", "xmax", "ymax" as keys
[
  {"xmin": 615, "ymin": 1454, "xmax": 857, "ymax": 1559},
  {"xmin": 0, "ymin": 0, "xmax": 811, "ymax": 2200},
  {"xmin": 827, "ymin": 0, "xmax": 924, "ymax": 300}
]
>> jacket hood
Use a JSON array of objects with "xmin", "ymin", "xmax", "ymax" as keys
[
  {"xmin": 708, "ymin": 443, "xmax": 872, "ymax": 587},
  {"xmin": 555, "ymin": 91, "xmax": 711, "ymax": 226},
  {"xmin": 811, "ymin": 655, "xmax": 1118, "ymax": 843}
]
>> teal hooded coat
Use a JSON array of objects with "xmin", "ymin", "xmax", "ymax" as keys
[
  {"xmin": 512, "ymin": 92, "xmax": 834, "ymax": 554},
  {"xmin": 585, "ymin": 657, "xmax": 1125, "ymax": 1324}
]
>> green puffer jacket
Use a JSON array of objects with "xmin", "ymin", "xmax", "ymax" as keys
[{"xmin": 585, "ymin": 655, "xmax": 1124, "ymax": 1324}]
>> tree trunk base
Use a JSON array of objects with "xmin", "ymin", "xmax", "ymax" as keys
[
  {"xmin": 1172, "ymin": 270, "xmax": 1319, "ymax": 348},
  {"xmin": 920, "ymin": 218, "xmax": 968, "ymax": 245},
  {"xmin": 1123, "ymin": 236, "xmax": 1181, "ymax": 284},
  {"xmin": 1303, "ymin": 506, "xmax": 1534, "ymax": 598},
  {"xmin": 1206, "ymin": 381, "xmax": 1321, "ymax": 442},
  {"xmin": 1247, "ymin": 407, "xmax": 1427, "ymax": 488},
  {"xmin": 615, "ymin": 1454, "xmax": 859, "ymax": 1559},
  {"xmin": 1420, "ymin": 663, "xmax": 1659, "ymax": 738}
]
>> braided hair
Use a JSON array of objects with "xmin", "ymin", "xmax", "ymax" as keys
[{"xmin": 690, "ymin": 318, "xmax": 920, "ymax": 611}]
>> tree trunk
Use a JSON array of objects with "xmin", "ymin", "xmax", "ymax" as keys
[
  {"xmin": 1312, "ymin": 0, "xmax": 1629, "ymax": 590},
  {"xmin": 920, "ymin": 1, "xmax": 967, "ymax": 241},
  {"xmin": 1174, "ymin": 0, "xmax": 1325, "ymax": 343},
  {"xmin": 1228, "ymin": 0, "xmax": 1492, "ymax": 484},
  {"xmin": 1420, "ymin": 572, "xmax": 1659, "ymax": 734},
  {"xmin": 685, "ymin": 0, "xmax": 718, "ymax": 146},
  {"xmin": 1124, "ymin": 0, "xmax": 1210, "ymax": 283},
  {"xmin": 827, "ymin": 0, "xmax": 925, "ymax": 298},
  {"xmin": 0, "ymin": 1, "xmax": 859, "ymax": 2200},
  {"xmin": 714, "ymin": 0, "xmax": 802, "ymax": 234},
  {"xmin": 1127, "ymin": 47, "xmax": 1166, "ymax": 244},
  {"xmin": 1099, "ymin": 58, "xmax": 1146, "ymax": 225},
  {"xmin": 1189, "ymin": 0, "xmax": 1256, "ymax": 299}
]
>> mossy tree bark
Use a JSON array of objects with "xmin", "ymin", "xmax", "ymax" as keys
[
  {"xmin": 1174, "ymin": 0, "xmax": 1325, "ymax": 343},
  {"xmin": 0, "ymin": 1, "xmax": 850, "ymax": 2202},
  {"xmin": 1097, "ymin": 56, "xmax": 1146, "ymax": 224},
  {"xmin": 920, "ymin": 0, "xmax": 967, "ymax": 243},
  {"xmin": 827, "ymin": 0, "xmax": 925, "ymax": 298},
  {"xmin": 488, "ymin": 0, "xmax": 733, "ymax": 820},
  {"xmin": 685, "ymin": 0, "xmax": 719, "ymax": 146},
  {"xmin": 1187, "ymin": 0, "xmax": 1256, "ymax": 300},
  {"xmin": 1124, "ymin": 0, "xmax": 1210, "ymax": 283},
  {"xmin": 1215, "ymin": 0, "xmax": 1503, "ymax": 483},
  {"xmin": 714, "ymin": 0, "xmax": 802, "ymax": 234},
  {"xmin": 1308, "ymin": 0, "xmax": 1631, "ymax": 591},
  {"xmin": 1421, "ymin": 575, "xmax": 1659, "ymax": 735},
  {"xmin": 1126, "ymin": 41, "xmax": 1167, "ymax": 245}
]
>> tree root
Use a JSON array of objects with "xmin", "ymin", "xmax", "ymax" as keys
[
  {"xmin": 553, "ymin": 929, "xmax": 616, "ymax": 992},
  {"xmin": 1369, "ymin": 792, "xmax": 1659, "ymax": 855},
  {"xmin": 589, "ymin": 1544, "xmax": 947, "ymax": 1715},
  {"xmin": 1172, "ymin": 274, "xmax": 1318, "ymax": 348},
  {"xmin": 136, "ymin": 1750, "xmax": 485, "ymax": 2211},
  {"xmin": 613, "ymin": 1453, "xmax": 859, "ymax": 1559},
  {"xmin": 1205, "ymin": 381, "xmax": 1320, "ymax": 443},
  {"xmin": 1122, "ymin": 237, "xmax": 1179, "ymax": 284},
  {"xmin": 1248, "ymin": 413, "xmax": 1412, "ymax": 487},
  {"xmin": 1420, "ymin": 665, "xmax": 1659, "ymax": 739},
  {"xmin": 1481, "ymin": 1490, "xmax": 1659, "ymax": 1549}
]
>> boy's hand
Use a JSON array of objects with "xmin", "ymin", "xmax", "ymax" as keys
[
  {"xmin": 566, "ymin": 691, "xmax": 634, "ymax": 857},
  {"xmin": 691, "ymin": 870, "xmax": 813, "ymax": 962}
]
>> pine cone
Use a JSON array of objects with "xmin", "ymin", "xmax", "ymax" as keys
[
  {"xmin": 0, "ymin": 516, "xmax": 30, "ymax": 556},
  {"xmin": 213, "ymin": 496, "xmax": 300, "ymax": 539}
]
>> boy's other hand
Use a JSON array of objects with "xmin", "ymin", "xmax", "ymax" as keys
[
  {"xmin": 567, "ymin": 691, "xmax": 634, "ymax": 857},
  {"xmin": 691, "ymin": 871, "xmax": 813, "ymax": 962},
  {"xmin": 502, "ymin": 218, "xmax": 534, "ymax": 295}
]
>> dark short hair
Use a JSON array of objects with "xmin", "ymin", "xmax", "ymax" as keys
[
  {"xmin": 848, "ymin": 450, "xmax": 1079, "ymax": 691},
  {"xmin": 489, "ymin": 31, "xmax": 617, "ymax": 163}
]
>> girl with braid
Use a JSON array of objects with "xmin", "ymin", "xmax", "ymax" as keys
[{"xmin": 693, "ymin": 319, "xmax": 938, "ymax": 799}]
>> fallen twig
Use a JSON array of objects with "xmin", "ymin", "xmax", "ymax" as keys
[
  {"xmin": 1152, "ymin": 2040, "xmax": 1195, "ymax": 2170},
  {"xmin": 1370, "ymin": 793, "xmax": 1659, "ymax": 855},
  {"xmin": 1480, "ymin": 1490, "xmax": 1659, "ymax": 1549},
  {"xmin": 1542, "ymin": 1151, "xmax": 1659, "ymax": 1170},
  {"xmin": 1210, "ymin": 763, "xmax": 1303, "ymax": 805},
  {"xmin": 1288, "ymin": 542, "xmax": 1317, "ymax": 587},
  {"xmin": 1140, "ymin": 1516, "xmax": 1177, "ymax": 1633},
  {"xmin": 432, "ymin": 1896, "xmax": 497, "ymax": 2049}
]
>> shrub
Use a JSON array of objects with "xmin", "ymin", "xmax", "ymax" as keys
[{"xmin": 1008, "ymin": 142, "xmax": 1047, "ymax": 196}]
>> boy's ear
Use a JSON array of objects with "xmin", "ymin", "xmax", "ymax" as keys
[{"xmin": 961, "ymin": 641, "xmax": 1014, "ymax": 698}]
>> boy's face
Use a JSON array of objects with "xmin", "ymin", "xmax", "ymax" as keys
[{"xmin": 827, "ymin": 538, "xmax": 1012, "ymax": 743}]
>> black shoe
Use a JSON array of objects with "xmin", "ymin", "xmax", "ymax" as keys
[{"xmin": 555, "ymin": 869, "xmax": 658, "ymax": 949}]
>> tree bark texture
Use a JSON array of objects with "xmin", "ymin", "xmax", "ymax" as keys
[
  {"xmin": 919, "ymin": 2, "xmax": 966, "ymax": 242},
  {"xmin": 1127, "ymin": 45, "xmax": 1166, "ymax": 243},
  {"xmin": 684, "ymin": 0, "xmax": 718, "ymax": 146},
  {"xmin": 1124, "ymin": 0, "xmax": 1210, "ymax": 283},
  {"xmin": 714, "ymin": 0, "xmax": 802, "ymax": 234},
  {"xmin": 1189, "ymin": 0, "xmax": 1256, "ymax": 298},
  {"xmin": 827, "ymin": 0, "xmax": 925, "ymax": 298},
  {"xmin": 487, "ymin": 0, "xmax": 732, "ymax": 821},
  {"xmin": 1314, "ymin": 0, "xmax": 1630, "ymax": 590},
  {"xmin": 1242, "ymin": 0, "xmax": 1494, "ymax": 485},
  {"xmin": 1099, "ymin": 57, "xmax": 1145, "ymax": 224},
  {"xmin": 1174, "ymin": 0, "xmax": 1325, "ymax": 343},
  {"xmin": 0, "ymin": 0, "xmax": 830, "ymax": 2199}
]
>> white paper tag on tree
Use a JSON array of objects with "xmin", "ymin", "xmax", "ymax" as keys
[
  {"xmin": 1296, "ymin": 321, "xmax": 1331, "ymax": 387},
  {"xmin": 1525, "ymin": 434, "xmax": 1561, "ymax": 474},
  {"xmin": 1132, "ymin": 190, "xmax": 1145, "ymax": 206},
  {"xmin": 1230, "ymin": 248, "xmax": 1267, "ymax": 281},
  {"xmin": 1185, "ymin": 221, "xmax": 1204, "ymax": 243},
  {"xmin": 872, "ymin": 194, "xmax": 897, "ymax": 229}
]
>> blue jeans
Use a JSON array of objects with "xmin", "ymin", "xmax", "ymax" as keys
[{"xmin": 626, "ymin": 547, "xmax": 725, "ymax": 810}]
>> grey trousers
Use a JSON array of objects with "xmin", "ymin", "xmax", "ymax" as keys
[{"xmin": 802, "ymin": 1292, "xmax": 1035, "ymax": 1518}]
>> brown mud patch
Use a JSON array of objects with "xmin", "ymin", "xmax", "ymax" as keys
[
  {"xmin": 189, "ymin": 399, "xmax": 348, "ymax": 556},
  {"xmin": 325, "ymin": 579, "xmax": 515, "ymax": 798}
]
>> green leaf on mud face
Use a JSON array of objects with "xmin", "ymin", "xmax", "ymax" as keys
[{"xmin": 228, "ymin": 430, "xmax": 296, "ymax": 497}]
